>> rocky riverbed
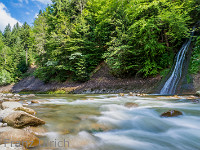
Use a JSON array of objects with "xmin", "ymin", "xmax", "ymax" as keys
[
  {"xmin": 0, "ymin": 93, "xmax": 46, "ymax": 149},
  {"xmin": 0, "ymin": 93, "xmax": 199, "ymax": 150}
]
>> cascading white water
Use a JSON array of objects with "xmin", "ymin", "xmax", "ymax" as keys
[
  {"xmin": 33, "ymin": 94, "xmax": 200, "ymax": 150},
  {"xmin": 160, "ymin": 28, "xmax": 195, "ymax": 95}
]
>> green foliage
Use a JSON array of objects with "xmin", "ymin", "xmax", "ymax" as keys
[
  {"xmin": 190, "ymin": 36, "xmax": 200, "ymax": 74},
  {"xmin": 95, "ymin": 0, "xmax": 192, "ymax": 77},
  {"xmin": 0, "ymin": 22, "xmax": 32, "ymax": 84},
  {"xmin": 46, "ymin": 89, "xmax": 67, "ymax": 94},
  {"xmin": 1, "ymin": 0, "xmax": 199, "ymax": 83},
  {"xmin": 0, "ymin": 69, "xmax": 13, "ymax": 86}
]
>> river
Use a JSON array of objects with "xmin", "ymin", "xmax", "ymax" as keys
[{"xmin": 26, "ymin": 94, "xmax": 200, "ymax": 150}]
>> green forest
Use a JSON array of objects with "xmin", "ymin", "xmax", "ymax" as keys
[{"xmin": 0, "ymin": 0, "xmax": 200, "ymax": 86}]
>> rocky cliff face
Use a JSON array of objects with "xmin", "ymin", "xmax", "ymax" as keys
[{"xmin": 193, "ymin": 73, "xmax": 200, "ymax": 92}]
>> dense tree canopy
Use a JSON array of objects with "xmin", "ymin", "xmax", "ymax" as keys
[{"xmin": 0, "ymin": 0, "xmax": 199, "ymax": 85}]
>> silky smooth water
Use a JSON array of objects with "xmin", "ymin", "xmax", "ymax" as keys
[{"xmin": 26, "ymin": 94, "xmax": 200, "ymax": 150}]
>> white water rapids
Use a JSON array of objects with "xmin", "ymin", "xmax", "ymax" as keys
[{"xmin": 29, "ymin": 94, "xmax": 200, "ymax": 150}]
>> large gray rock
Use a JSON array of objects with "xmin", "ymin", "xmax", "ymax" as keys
[
  {"xmin": 3, "ymin": 111, "xmax": 45, "ymax": 128},
  {"xmin": 2, "ymin": 102, "xmax": 22, "ymax": 110}
]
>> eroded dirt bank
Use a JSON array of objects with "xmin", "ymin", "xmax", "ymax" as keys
[{"xmin": 0, "ymin": 63, "xmax": 198, "ymax": 94}]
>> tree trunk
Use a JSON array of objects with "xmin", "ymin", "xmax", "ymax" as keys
[{"xmin": 26, "ymin": 48, "xmax": 28, "ymax": 66}]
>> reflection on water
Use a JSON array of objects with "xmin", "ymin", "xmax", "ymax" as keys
[{"xmin": 25, "ymin": 94, "xmax": 200, "ymax": 150}]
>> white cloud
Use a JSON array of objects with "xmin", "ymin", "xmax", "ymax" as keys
[
  {"xmin": 0, "ymin": 3, "xmax": 22, "ymax": 31},
  {"xmin": 26, "ymin": 12, "xmax": 30, "ymax": 15},
  {"xmin": 34, "ymin": 13, "xmax": 38, "ymax": 18},
  {"xmin": 32, "ymin": 0, "xmax": 51, "ymax": 4}
]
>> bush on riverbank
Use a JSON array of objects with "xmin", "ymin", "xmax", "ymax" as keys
[{"xmin": 190, "ymin": 35, "xmax": 200, "ymax": 74}]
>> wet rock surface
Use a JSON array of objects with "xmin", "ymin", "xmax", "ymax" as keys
[
  {"xmin": 124, "ymin": 102, "xmax": 139, "ymax": 108},
  {"xmin": 31, "ymin": 100, "xmax": 40, "ymax": 104},
  {"xmin": 161, "ymin": 110, "xmax": 183, "ymax": 117}
]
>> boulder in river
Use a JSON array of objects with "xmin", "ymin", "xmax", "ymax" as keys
[
  {"xmin": 124, "ymin": 102, "xmax": 138, "ymax": 108},
  {"xmin": 14, "ymin": 107, "xmax": 36, "ymax": 115},
  {"xmin": 31, "ymin": 100, "xmax": 40, "ymax": 104},
  {"xmin": 186, "ymin": 95, "xmax": 197, "ymax": 99},
  {"xmin": 3, "ymin": 97, "xmax": 20, "ymax": 102},
  {"xmin": 0, "ymin": 129, "xmax": 40, "ymax": 148},
  {"xmin": 3, "ymin": 111, "xmax": 45, "ymax": 128},
  {"xmin": 90, "ymin": 123, "xmax": 112, "ymax": 132},
  {"xmin": 161, "ymin": 110, "xmax": 183, "ymax": 117},
  {"xmin": 119, "ymin": 93, "xmax": 125, "ymax": 96},
  {"xmin": 128, "ymin": 92, "xmax": 135, "ymax": 96},
  {"xmin": 172, "ymin": 95, "xmax": 181, "ymax": 99},
  {"xmin": 2, "ymin": 102, "xmax": 23, "ymax": 110},
  {"xmin": 5, "ymin": 93, "xmax": 14, "ymax": 97}
]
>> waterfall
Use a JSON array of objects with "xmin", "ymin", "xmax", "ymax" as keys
[{"xmin": 160, "ymin": 28, "xmax": 195, "ymax": 95}]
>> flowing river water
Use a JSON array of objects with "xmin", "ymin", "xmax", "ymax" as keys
[{"xmin": 26, "ymin": 94, "xmax": 200, "ymax": 150}]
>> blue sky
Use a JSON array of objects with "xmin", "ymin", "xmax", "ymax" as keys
[{"xmin": 0, "ymin": 0, "xmax": 52, "ymax": 31}]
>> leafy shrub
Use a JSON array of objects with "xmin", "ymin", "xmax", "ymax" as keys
[
  {"xmin": 0, "ymin": 70, "xmax": 13, "ymax": 86},
  {"xmin": 190, "ymin": 36, "xmax": 200, "ymax": 74}
]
